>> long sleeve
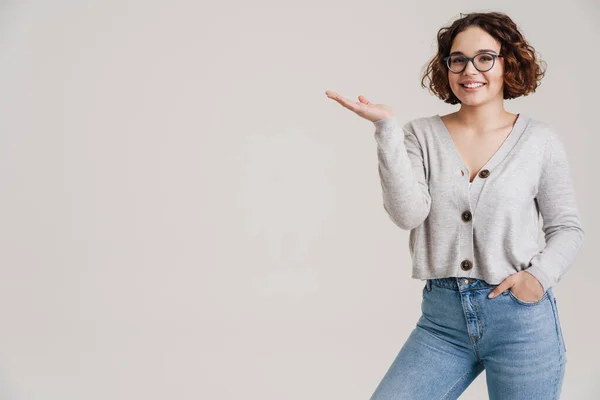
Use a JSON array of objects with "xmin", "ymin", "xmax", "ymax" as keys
[
  {"xmin": 373, "ymin": 116, "xmax": 431, "ymax": 230},
  {"xmin": 524, "ymin": 130, "xmax": 585, "ymax": 292}
]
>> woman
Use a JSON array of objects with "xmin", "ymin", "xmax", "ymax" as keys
[{"xmin": 325, "ymin": 11, "xmax": 584, "ymax": 400}]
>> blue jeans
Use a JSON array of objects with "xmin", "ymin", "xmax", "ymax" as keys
[{"xmin": 370, "ymin": 277, "xmax": 567, "ymax": 399}]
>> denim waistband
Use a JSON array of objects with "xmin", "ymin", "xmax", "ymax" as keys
[{"xmin": 429, "ymin": 277, "xmax": 497, "ymax": 291}]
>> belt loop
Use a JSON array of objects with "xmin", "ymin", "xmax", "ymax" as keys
[{"xmin": 426, "ymin": 279, "xmax": 431, "ymax": 291}]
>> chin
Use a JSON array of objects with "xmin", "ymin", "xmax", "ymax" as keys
[
  {"xmin": 456, "ymin": 93, "xmax": 499, "ymax": 106},
  {"xmin": 459, "ymin": 98, "xmax": 488, "ymax": 106}
]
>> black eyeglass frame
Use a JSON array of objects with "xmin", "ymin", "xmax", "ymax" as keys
[{"xmin": 443, "ymin": 52, "xmax": 504, "ymax": 73}]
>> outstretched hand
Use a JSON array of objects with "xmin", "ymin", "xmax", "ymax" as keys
[
  {"xmin": 488, "ymin": 270, "xmax": 545, "ymax": 301},
  {"xmin": 325, "ymin": 91, "xmax": 394, "ymax": 123}
]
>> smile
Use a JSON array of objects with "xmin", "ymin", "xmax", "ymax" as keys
[{"xmin": 460, "ymin": 83, "xmax": 487, "ymax": 90}]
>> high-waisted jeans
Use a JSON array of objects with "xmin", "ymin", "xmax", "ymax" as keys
[{"xmin": 370, "ymin": 277, "xmax": 567, "ymax": 399}]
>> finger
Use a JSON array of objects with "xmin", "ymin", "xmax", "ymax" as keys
[
  {"xmin": 488, "ymin": 277, "xmax": 514, "ymax": 298},
  {"xmin": 358, "ymin": 95, "xmax": 371, "ymax": 105},
  {"xmin": 325, "ymin": 91, "xmax": 361, "ymax": 113}
]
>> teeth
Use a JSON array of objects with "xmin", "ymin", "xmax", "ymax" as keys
[{"xmin": 462, "ymin": 83, "xmax": 485, "ymax": 88}]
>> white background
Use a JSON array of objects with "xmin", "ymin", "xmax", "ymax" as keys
[{"xmin": 0, "ymin": 0, "xmax": 598, "ymax": 398}]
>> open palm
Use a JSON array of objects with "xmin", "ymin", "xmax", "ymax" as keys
[{"xmin": 325, "ymin": 90, "xmax": 394, "ymax": 123}]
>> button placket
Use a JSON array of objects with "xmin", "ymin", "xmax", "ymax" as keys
[{"xmin": 458, "ymin": 171, "xmax": 474, "ymax": 274}]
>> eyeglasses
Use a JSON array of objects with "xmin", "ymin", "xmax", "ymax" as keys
[{"xmin": 443, "ymin": 52, "xmax": 503, "ymax": 73}]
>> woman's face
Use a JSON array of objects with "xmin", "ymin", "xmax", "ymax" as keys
[{"xmin": 447, "ymin": 26, "xmax": 504, "ymax": 106}]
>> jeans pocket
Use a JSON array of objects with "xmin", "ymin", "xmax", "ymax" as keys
[{"xmin": 507, "ymin": 288, "xmax": 548, "ymax": 306}]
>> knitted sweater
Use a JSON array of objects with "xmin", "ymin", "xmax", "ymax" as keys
[{"xmin": 373, "ymin": 113, "xmax": 584, "ymax": 292}]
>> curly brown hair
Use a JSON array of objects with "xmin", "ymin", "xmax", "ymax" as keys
[{"xmin": 421, "ymin": 12, "xmax": 547, "ymax": 105}]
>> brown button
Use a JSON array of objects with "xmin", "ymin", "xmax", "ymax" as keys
[
  {"xmin": 461, "ymin": 211, "xmax": 472, "ymax": 222},
  {"xmin": 460, "ymin": 260, "xmax": 472, "ymax": 271},
  {"xmin": 479, "ymin": 169, "xmax": 490, "ymax": 178}
]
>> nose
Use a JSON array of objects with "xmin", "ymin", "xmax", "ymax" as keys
[{"xmin": 463, "ymin": 58, "xmax": 479, "ymax": 74}]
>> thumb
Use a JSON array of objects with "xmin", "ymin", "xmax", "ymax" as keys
[
  {"xmin": 358, "ymin": 95, "xmax": 371, "ymax": 105},
  {"xmin": 488, "ymin": 278, "xmax": 514, "ymax": 299}
]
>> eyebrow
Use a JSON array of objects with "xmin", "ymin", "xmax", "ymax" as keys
[{"xmin": 449, "ymin": 49, "xmax": 499, "ymax": 56}]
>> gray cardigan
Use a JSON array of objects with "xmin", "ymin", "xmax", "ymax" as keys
[{"xmin": 373, "ymin": 114, "xmax": 584, "ymax": 293}]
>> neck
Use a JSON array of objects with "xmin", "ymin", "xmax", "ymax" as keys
[{"xmin": 455, "ymin": 100, "xmax": 512, "ymax": 132}]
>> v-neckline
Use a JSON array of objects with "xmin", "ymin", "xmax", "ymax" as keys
[{"xmin": 434, "ymin": 113, "xmax": 526, "ymax": 182}]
